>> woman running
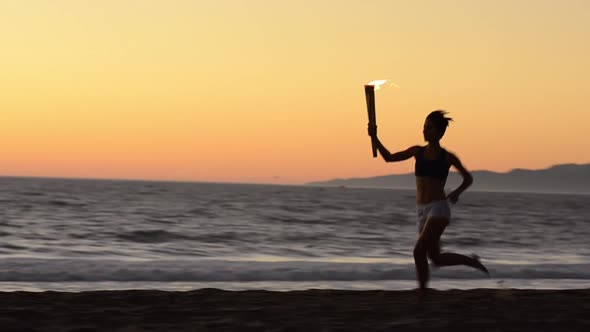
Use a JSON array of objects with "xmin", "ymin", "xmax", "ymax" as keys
[{"xmin": 368, "ymin": 110, "xmax": 488, "ymax": 291}]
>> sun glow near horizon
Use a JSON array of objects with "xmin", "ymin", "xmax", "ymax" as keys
[{"xmin": 1, "ymin": 0, "xmax": 589, "ymax": 184}]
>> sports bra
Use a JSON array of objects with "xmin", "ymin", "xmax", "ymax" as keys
[{"xmin": 414, "ymin": 147, "xmax": 450, "ymax": 180}]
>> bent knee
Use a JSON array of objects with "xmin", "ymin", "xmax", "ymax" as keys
[
  {"xmin": 428, "ymin": 252, "xmax": 442, "ymax": 266},
  {"xmin": 413, "ymin": 243, "xmax": 427, "ymax": 258}
]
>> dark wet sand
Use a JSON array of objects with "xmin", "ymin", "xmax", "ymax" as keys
[{"xmin": 1, "ymin": 288, "xmax": 589, "ymax": 331}]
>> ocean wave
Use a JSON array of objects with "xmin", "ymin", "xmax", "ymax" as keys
[
  {"xmin": 47, "ymin": 200, "xmax": 87, "ymax": 207},
  {"xmin": 116, "ymin": 230, "xmax": 195, "ymax": 243},
  {"xmin": 0, "ymin": 258, "xmax": 589, "ymax": 282}
]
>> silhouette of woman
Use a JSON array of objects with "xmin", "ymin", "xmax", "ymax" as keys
[{"xmin": 368, "ymin": 110, "xmax": 488, "ymax": 291}]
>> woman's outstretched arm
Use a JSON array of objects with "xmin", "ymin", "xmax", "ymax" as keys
[{"xmin": 368, "ymin": 124, "xmax": 419, "ymax": 162}]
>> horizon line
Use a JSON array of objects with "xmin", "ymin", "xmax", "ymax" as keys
[{"xmin": 0, "ymin": 162, "xmax": 588, "ymax": 188}]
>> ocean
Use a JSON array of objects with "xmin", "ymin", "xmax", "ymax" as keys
[{"xmin": 1, "ymin": 177, "xmax": 589, "ymax": 292}]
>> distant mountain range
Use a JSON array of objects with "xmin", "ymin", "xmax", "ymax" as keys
[{"xmin": 307, "ymin": 163, "xmax": 590, "ymax": 194}]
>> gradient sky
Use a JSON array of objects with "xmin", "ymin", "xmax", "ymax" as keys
[{"xmin": 1, "ymin": 0, "xmax": 589, "ymax": 184}]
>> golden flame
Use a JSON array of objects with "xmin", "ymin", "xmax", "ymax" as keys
[
  {"xmin": 367, "ymin": 79, "xmax": 387, "ymax": 90},
  {"xmin": 367, "ymin": 79, "xmax": 398, "ymax": 90}
]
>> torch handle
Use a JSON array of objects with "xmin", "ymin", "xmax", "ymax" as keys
[{"xmin": 364, "ymin": 85, "xmax": 378, "ymax": 157}]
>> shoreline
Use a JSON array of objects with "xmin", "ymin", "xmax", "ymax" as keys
[{"xmin": 1, "ymin": 288, "xmax": 589, "ymax": 331}]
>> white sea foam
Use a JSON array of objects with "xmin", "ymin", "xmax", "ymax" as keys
[{"xmin": 1, "ymin": 258, "xmax": 590, "ymax": 282}]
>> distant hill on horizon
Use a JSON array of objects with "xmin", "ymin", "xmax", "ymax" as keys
[{"xmin": 306, "ymin": 163, "xmax": 590, "ymax": 194}]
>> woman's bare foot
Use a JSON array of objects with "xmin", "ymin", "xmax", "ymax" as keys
[{"xmin": 470, "ymin": 254, "xmax": 490, "ymax": 276}]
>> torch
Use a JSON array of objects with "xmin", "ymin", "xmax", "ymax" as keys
[
  {"xmin": 364, "ymin": 85, "xmax": 377, "ymax": 157},
  {"xmin": 364, "ymin": 80, "xmax": 387, "ymax": 158}
]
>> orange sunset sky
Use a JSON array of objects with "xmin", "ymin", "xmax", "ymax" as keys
[{"xmin": 1, "ymin": 0, "xmax": 589, "ymax": 184}]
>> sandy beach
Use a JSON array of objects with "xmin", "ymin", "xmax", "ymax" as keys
[{"xmin": 1, "ymin": 288, "xmax": 589, "ymax": 331}]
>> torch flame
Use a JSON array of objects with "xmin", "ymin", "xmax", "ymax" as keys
[{"xmin": 366, "ymin": 79, "xmax": 399, "ymax": 90}]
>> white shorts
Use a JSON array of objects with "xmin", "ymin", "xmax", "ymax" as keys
[{"xmin": 416, "ymin": 200, "xmax": 451, "ymax": 233}]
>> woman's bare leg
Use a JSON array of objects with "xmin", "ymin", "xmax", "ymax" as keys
[
  {"xmin": 413, "ymin": 218, "xmax": 449, "ymax": 289},
  {"xmin": 425, "ymin": 218, "xmax": 489, "ymax": 275},
  {"xmin": 415, "ymin": 218, "xmax": 489, "ymax": 290},
  {"xmin": 413, "ymin": 241, "xmax": 429, "ymax": 290}
]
